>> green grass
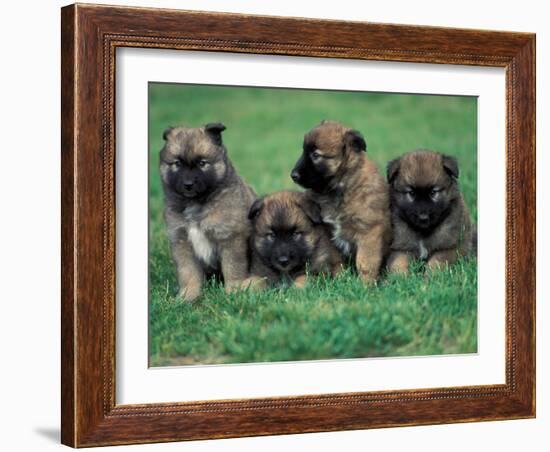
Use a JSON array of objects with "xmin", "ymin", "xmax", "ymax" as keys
[{"xmin": 148, "ymin": 83, "xmax": 478, "ymax": 366}]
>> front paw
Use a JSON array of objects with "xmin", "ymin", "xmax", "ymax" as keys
[
  {"xmin": 293, "ymin": 274, "xmax": 308, "ymax": 288},
  {"xmin": 387, "ymin": 252, "xmax": 410, "ymax": 274},
  {"xmin": 358, "ymin": 271, "xmax": 377, "ymax": 285},
  {"xmin": 178, "ymin": 284, "xmax": 202, "ymax": 303},
  {"xmin": 426, "ymin": 258, "xmax": 450, "ymax": 272},
  {"xmin": 235, "ymin": 276, "xmax": 268, "ymax": 292}
]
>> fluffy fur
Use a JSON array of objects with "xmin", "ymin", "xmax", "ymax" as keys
[
  {"xmin": 160, "ymin": 123, "xmax": 256, "ymax": 302},
  {"xmin": 247, "ymin": 191, "xmax": 343, "ymax": 288},
  {"xmin": 291, "ymin": 120, "xmax": 391, "ymax": 283},
  {"xmin": 386, "ymin": 149, "xmax": 476, "ymax": 272}
]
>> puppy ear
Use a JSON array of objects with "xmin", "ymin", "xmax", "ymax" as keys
[
  {"xmin": 442, "ymin": 154, "xmax": 459, "ymax": 179},
  {"xmin": 248, "ymin": 198, "xmax": 264, "ymax": 221},
  {"xmin": 300, "ymin": 198, "xmax": 323, "ymax": 225},
  {"xmin": 344, "ymin": 129, "xmax": 367, "ymax": 153},
  {"xmin": 162, "ymin": 127, "xmax": 174, "ymax": 141},
  {"xmin": 204, "ymin": 122, "xmax": 226, "ymax": 145},
  {"xmin": 386, "ymin": 158, "xmax": 400, "ymax": 183}
]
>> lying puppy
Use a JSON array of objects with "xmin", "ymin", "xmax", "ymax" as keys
[
  {"xmin": 291, "ymin": 120, "xmax": 391, "ymax": 283},
  {"xmin": 247, "ymin": 191, "xmax": 343, "ymax": 288},
  {"xmin": 386, "ymin": 149, "xmax": 476, "ymax": 272},
  {"xmin": 160, "ymin": 123, "xmax": 256, "ymax": 302}
]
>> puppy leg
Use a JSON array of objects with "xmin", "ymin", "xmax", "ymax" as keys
[
  {"xmin": 355, "ymin": 224, "xmax": 386, "ymax": 283},
  {"xmin": 387, "ymin": 251, "xmax": 411, "ymax": 274},
  {"xmin": 427, "ymin": 249, "xmax": 459, "ymax": 271},
  {"xmin": 328, "ymin": 248, "xmax": 345, "ymax": 277},
  {"xmin": 219, "ymin": 237, "xmax": 249, "ymax": 293},
  {"xmin": 330, "ymin": 262, "xmax": 345, "ymax": 277},
  {"xmin": 171, "ymin": 239, "xmax": 204, "ymax": 302}
]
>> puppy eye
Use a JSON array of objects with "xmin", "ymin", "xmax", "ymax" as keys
[
  {"xmin": 170, "ymin": 161, "xmax": 181, "ymax": 168},
  {"xmin": 265, "ymin": 232, "xmax": 275, "ymax": 241},
  {"xmin": 311, "ymin": 150, "xmax": 322, "ymax": 161},
  {"xmin": 293, "ymin": 231, "xmax": 303, "ymax": 240},
  {"xmin": 430, "ymin": 189, "xmax": 442, "ymax": 200},
  {"xmin": 198, "ymin": 160, "xmax": 209, "ymax": 168}
]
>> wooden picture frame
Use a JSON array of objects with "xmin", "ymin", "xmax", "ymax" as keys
[{"xmin": 61, "ymin": 3, "xmax": 535, "ymax": 447}]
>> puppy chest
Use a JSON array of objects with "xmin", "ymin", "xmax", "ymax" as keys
[
  {"xmin": 324, "ymin": 215, "xmax": 353, "ymax": 257},
  {"xmin": 418, "ymin": 240, "xmax": 429, "ymax": 260},
  {"xmin": 187, "ymin": 224, "xmax": 217, "ymax": 267}
]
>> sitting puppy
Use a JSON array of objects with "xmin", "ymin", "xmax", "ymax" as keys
[
  {"xmin": 247, "ymin": 191, "xmax": 343, "ymax": 288},
  {"xmin": 160, "ymin": 123, "xmax": 256, "ymax": 302},
  {"xmin": 386, "ymin": 149, "xmax": 476, "ymax": 272},
  {"xmin": 291, "ymin": 120, "xmax": 391, "ymax": 283}
]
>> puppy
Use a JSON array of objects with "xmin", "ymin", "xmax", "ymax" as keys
[
  {"xmin": 291, "ymin": 120, "xmax": 391, "ymax": 283},
  {"xmin": 247, "ymin": 191, "xmax": 343, "ymax": 288},
  {"xmin": 386, "ymin": 149, "xmax": 476, "ymax": 272},
  {"xmin": 160, "ymin": 123, "xmax": 256, "ymax": 302}
]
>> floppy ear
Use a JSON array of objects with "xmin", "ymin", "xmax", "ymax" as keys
[
  {"xmin": 204, "ymin": 122, "xmax": 226, "ymax": 146},
  {"xmin": 162, "ymin": 127, "xmax": 174, "ymax": 141},
  {"xmin": 248, "ymin": 198, "xmax": 264, "ymax": 221},
  {"xmin": 300, "ymin": 198, "xmax": 323, "ymax": 225},
  {"xmin": 442, "ymin": 154, "xmax": 459, "ymax": 179},
  {"xmin": 386, "ymin": 158, "xmax": 400, "ymax": 183},
  {"xmin": 344, "ymin": 129, "xmax": 367, "ymax": 153}
]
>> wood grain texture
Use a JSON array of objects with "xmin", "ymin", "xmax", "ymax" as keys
[
  {"xmin": 60, "ymin": 5, "xmax": 76, "ymax": 447},
  {"xmin": 60, "ymin": 3, "xmax": 536, "ymax": 447}
]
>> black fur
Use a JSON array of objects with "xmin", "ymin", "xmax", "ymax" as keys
[
  {"xmin": 386, "ymin": 158, "xmax": 400, "ymax": 183},
  {"xmin": 301, "ymin": 198, "xmax": 323, "ymax": 224},
  {"xmin": 204, "ymin": 122, "xmax": 226, "ymax": 145},
  {"xmin": 255, "ymin": 224, "xmax": 314, "ymax": 275},
  {"xmin": 391, "ymin": 187, "xmax": 455, "ymax": 235},
  {"xmin": 162, "ymin": 127, "xmax": 174, "ymax": 141},
  {"xmin": 442, "ymin": 155, "xmax": 459, "ymax": 178},
  {"xmin": 163, "ymin": 157, "xmax": 222, "ymax": 201},
  {"xmin": 291, "ymin": 144, "xmax": 331, "ymax": 192},
  {"xmin": 343, "ymin": 129, "xmax": 367, "ymax": 152},
  {"xmin": 248, "ymin": 197, "xmax": 264, "ymax": 220}
]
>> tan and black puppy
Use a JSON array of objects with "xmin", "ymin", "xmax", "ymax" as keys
[
  {"xmin": 386, "ymin": 149, "xmax": 476, "ymax": 272},
  {"xmin": 160, "ymin": 123, "xmax": 256, "ymax": 302},
  {"xmin": 291, "ymin": 120, "xmax": 391, "ymax": 283},
  {"xmin": 247, "ymin": 191, "xmax": 343, "ymax": 288}
]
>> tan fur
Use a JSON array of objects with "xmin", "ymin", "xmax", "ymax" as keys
[
  {"xmin": 160, "ymin": 125, "xmax": 256, "ymax": 302},
  {"xmin": 248, "ymin": 191, "xmax": 343, "ymax": 288},
  {"xmin": 301, "ymin": 121, "xmax": 392, "ymax": 283},
  {"xmin": 387, "ymin": 150, "xmax": 476, "ymax": 273}
]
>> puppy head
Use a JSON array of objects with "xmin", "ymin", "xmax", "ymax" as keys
[
  {"xmin": 248, "ymin": 191, "xmax": 322, "ymax": 274},
  {"xmin": 291, "ymin": 120, "xmax": 366, "ymax": 192},
  {"xmin": 387, "ymin": 150, "xmax": 460, "ymax": 232},
  {"xmin": 159, "ymin": 123, "xmax": 228, "ymax": 200}
]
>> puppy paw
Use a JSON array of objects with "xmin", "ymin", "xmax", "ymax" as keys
[
  {"xmin": 387, "ymin": 252, "xmax": 410, "ymax": 274},
  {"xmin": 293, "ymin": 274, "xmax": 308, "ymax": 289},
  {"xmin": 177, "ymin": 285, "xmax": 202, "ymax": 303},
  {"xmin": 239, "ymin": 276, "xmax": 268, "ymax": 291},
  {"xmin": 358, "ymin": 271, "xmax": 378, "ymax": 285},
  {"xmin": 426, "ymin": 250, "xmax": 457, "ymax": 272},
  {"xmin": 426, "ymin": 259, "xmax": 449, "ymax": 272}
]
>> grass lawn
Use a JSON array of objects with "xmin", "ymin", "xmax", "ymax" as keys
[{"xmin": 148, "ymin": 83, "xmax": 478, "ymax": 366}]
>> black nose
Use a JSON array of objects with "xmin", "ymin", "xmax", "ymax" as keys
[
  {"xmin": 291, "ymin": 170, "xmax": 300, "ymax": 182},
  {"xmin": 183, "ymin": 182, "xmax": 194, "ymax": 190},
  {"xmin": 418, "ymin": 213, "xmax": 429, "ymax": 221},
  {"xmin": 277, "ymin": 255, "xmax": 290, "ymax": 266}
]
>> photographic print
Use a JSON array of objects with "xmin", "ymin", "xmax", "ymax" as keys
[
  {"xmin": 148, "ymin": 83, "xmax": 478, "ymax": 367},
  {"xmin": 62, "ymin": 5, "xmax": 535, "ymax": 445}
]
